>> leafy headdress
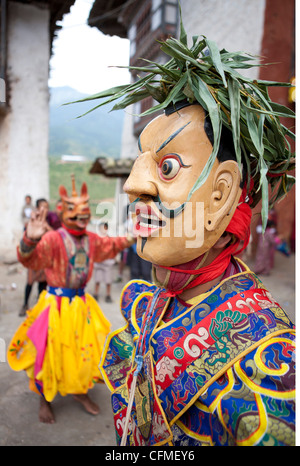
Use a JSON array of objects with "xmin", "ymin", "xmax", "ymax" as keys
[{"xmin": 72, "ymin": 9, "xmax": 295, "ymax": 230}]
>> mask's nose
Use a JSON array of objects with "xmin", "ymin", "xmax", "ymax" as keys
[{"xmin": 124, "ymin": 151, "xmax": 158, "ymax": 199}]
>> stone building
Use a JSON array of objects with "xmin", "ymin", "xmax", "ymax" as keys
[
  {"xmin": 88, "ymin": 0, "xmax": 295, "ymax": 252},
  {"xmin": 0, "ymin": 0, "xmax": 75, "ymax": 258}
]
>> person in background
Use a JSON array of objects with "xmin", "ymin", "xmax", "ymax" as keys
[
  {"xmin": 127, "ymin": 242, "xmax": 152, "ymax": 282},
  {"xmin": 46, "ymin": 200, "xmax": 62, "ymax": 230},
  {"xmin": 254, "ymin": 210, "xmax": 278, "ymax": 276},
  {"xmin": 254, "ymin": 209, "xmax": 291, "ymax": 276},
  {"xmin": 93, "ymin": 222, "xmax": 115, "ymax": 303},
  {"xmin": 21, "ymin": 195, "xmax": 34, "ymax": 227},
  {"xmin": 8, "ymin": 176, "xmax": 134, "ymax": 424}
]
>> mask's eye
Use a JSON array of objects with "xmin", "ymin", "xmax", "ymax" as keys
[
  {"xmin": 159, "ymin": 155, "xmax": 182, "ymax": 180},
  {"xmin": 67, "ymin": 204, "xmax": 74, "ymax": 211}
]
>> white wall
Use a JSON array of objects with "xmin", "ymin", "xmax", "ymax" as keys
[
  {"xmin": 181, "ymin": 0, "xmax": 266, "ymax": 80},
  {"xmin": 0, "ymin": 2, "xmax": 50, "ymax": 258}
]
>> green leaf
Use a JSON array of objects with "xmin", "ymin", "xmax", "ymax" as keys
[
  {"xmin": 269, "ymin": 102, "xmax": 295, "ymax": 117},
  {"xmin": 242, "ymin": 101, "xmax": 295, "ymax": 119},
  {"xmin": 222, "ymin": 64, "xmax": 253, "ymax": 83},
  {"xmin": 111, "ymin": 89, "xmax": 150, "ymax": 111},
  {"xmin": 140, "ymin": 59, "xmax": 181, "ymax": 80},
  {"xmin": 205, "ymin": 38, "xmax": 227, "ymax": 87},
  {"xmin": 63, "ymin": 84, "xmax": 129, "ymax": 105},
  {"xmin": 191, "ymin": 37, "xmax": 206, "ymax": 57},
  {"xmin": 270, "ymin": 174, "xmax": 295, "ymax": 204},
  {"xmin": 227, "ymin": 76, "xmax": 242, "ymax": 169},
  {"xmin": 165, "ymin": 37, "xmax": 195, "ymax": 59},
  {"xmin": 178, "ymin": 1, "xmax": 187, "ymax": 46},
  {"xmin": 139, "ymin": 72, "xmax": 188, "ymax": 117},
  {"xmin": 144, "ymin": 82, "xmax": 165, "ymax": 103},
  {"xmin": 281, "ymin": 124, "xmax": 295, "ymax": 140},
  {"xmin": 221, "ymin": 51, "xmax": 257, "ymax": 63},
  {"xmin": 246, "ymin": 101, "xmax": 265, "ymax": 157},
  {"xmin": 159, "ymin": 41, "xmax": 207, "ymax": 70},
  {"xmin": 256, "ymin": 79, "xmax": 292, "ymax": 87},
  {"xmin": 186, "ymin": 72, "xmax": 221, "ymax": 199}
]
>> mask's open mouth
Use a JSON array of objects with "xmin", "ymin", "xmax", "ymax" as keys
[
  {"xmin": 134, "ymin": 203, "xmax": 166, "ymax": 237},
  {"xmin": 69, "ymin": 214, "xmax": 90, "ymax": 221},
  {"xmin": 67, "ymin": 213, "xmax": 90, "ymax": 229}
]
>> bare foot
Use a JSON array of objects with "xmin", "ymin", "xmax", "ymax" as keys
[
  {"xmin": 39, "ymin": 397, "xmax": 55, "ymax": 424},
  {"xmin": 73, "ymin": 394, "xmax": 100, "ymax": 415}
]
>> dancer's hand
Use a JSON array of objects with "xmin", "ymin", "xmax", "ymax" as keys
[{"xmin": 26, "ymin": 206, "xmax": 48, "ymax": 240}]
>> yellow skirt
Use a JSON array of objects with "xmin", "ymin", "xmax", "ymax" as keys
[{"xmin": 7, "ymin": 290, "xmax": 111, "ymax": 402}]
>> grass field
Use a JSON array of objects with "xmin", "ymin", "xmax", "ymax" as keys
[{"xmin": 49, "ymin": 158, "xmax": 117, "ymax": 216}]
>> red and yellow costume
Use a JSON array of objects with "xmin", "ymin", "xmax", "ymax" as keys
[{"xmin": 7, "ymin": 178, "xmax": 132, "ymax": 402}]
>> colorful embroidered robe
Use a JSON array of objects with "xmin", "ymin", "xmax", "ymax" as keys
[{"xmin": 100, "ymin": 262, "xmax": 295, "ymax": 446}]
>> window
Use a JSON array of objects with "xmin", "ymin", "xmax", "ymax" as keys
[
  {"xmin": 130, "ymin": 0, "xmax": 178, "ymax": 135},
  {"xmin": 129, "ymin": 0, "xmax": 178, "ymax": 61},
  {"xmin": 135, "ymin": 1, "xmax": 152, "ymax": 50}
]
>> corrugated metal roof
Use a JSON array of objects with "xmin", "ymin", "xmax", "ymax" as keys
[{"xmin": 89, "ymin": 156, "xmax": 134, "ymax": 177}]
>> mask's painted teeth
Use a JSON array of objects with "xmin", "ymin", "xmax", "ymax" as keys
[{"xmin": 139, "ymin": 213, "xmax": 166, "ymax": 228}]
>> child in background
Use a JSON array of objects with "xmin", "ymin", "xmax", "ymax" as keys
[{"xmin": 93, "ymin": 222, "xmax": 114, "ymax": 303}]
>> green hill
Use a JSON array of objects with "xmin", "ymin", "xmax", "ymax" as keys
[
  {"xmin": 49, "ymin": 86, "xmax": 124, "ymax": 159},
  {"xmin": 48, "ymin": 86, "xmax": 122, "ymax": 212}
]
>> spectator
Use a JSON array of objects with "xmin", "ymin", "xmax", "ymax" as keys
[
  {"xmin": 93, "ymin": 222, "xmax": 115, "ymax": 303},
  {"xmin": 21, "ymin": 195, "xmax": 33, "ymax": 227}
]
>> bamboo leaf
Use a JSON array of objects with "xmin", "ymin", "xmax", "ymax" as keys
[
  {"xmin": 63, "ymin": 84, "xmax": 129, "ymax": 105},
  {"xmin": 178, "ymin": 2, "xmax": 187, "ymax": 46},
  {"xmin": 139, "ymin": 72, "xmax": 188, "ymax": 117},
  {"xmin": 227, "ymin": 76, "xmax": 242, "ymax": 169},
  {"xmin": 159, "ymin": 41, "xmax": 207, "ymax": 70},
  {"xmin": 205, "ymin": 38, "xmax": 227, "ymax": 87},
  {"xmin": 186, "ymin": 72, "xmax": 221, "ymax": 198},
  {"xmin": 166, "ymin": 37, "xmax": 195, "ymax": 59},
  {"xmin": 140, "ymin": 59, "xmax": 181, "ymax": 80},
  {"xmin": 269, "ymin": 102, "xmax": 296, "ymax": 117},
  {"xmin": 256, "ymin": 79, "xmax": 292, "ymax": 87},
  {"xmin": 191, "ymin": 37, "xmax": 206, "ymax": 57},
  {"xmin": 246, "ymin": 102, "xmax": 262, "ymax": 156},
  {"xmin": 144, "ymin": 82, "xmax": 165, "ymax": 102},
  {"xmin": 242, "ymin": 101, "xmax": 295, "ymax": 119},
  {"xmin": 111, "ymin": 90, "xmax": 150, "ymax": 111}
]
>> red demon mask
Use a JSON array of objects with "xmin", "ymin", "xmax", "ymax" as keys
[{"xmin": 59, "ymin": 175, "xmax": 91, "ymax": 233}]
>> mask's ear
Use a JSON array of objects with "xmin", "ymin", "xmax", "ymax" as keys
[
  {"xmin": 205, "ymin": 160, "xmax": 241, "ymax": 231},
  {"xmin": 59, "ymin": 185, "xmax": 68, "ymax": 199},
  {"xmin": 81, "ymin": 182, "xmax": 88, "ymax": 196}
]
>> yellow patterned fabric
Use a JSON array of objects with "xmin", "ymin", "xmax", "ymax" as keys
[{"xmin": 7, "ymin": 291, "xmax": 111, "ymax": 401}]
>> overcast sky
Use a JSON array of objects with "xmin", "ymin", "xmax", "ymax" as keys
[{"xmin": 48, "ymin": 0, "xmax": 130, "ymax": 95}]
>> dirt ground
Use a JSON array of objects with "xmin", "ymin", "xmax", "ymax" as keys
[{"xmin": 0, "ymin": 251, "xmax": 295, "ymax": 446}]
